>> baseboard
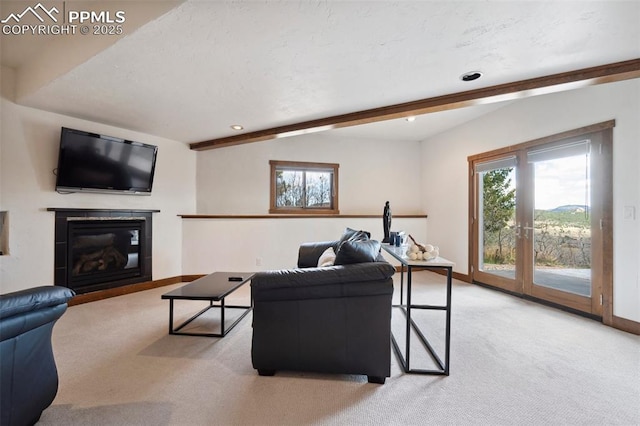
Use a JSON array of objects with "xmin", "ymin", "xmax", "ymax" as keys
[
  {"xmin": 611, "ymin": 315, "xmax": 640, "ymax": 335},
  {"xmin": 181, "ymin": 274, "xmax": 206, "ymax": 282},
  {"xmin": 68, "ymin": 275, "xmax": 204, "ymax": 306},
  {"xmin": 67, "ymin": 274, "xmax": 639, "ymax": 335}
]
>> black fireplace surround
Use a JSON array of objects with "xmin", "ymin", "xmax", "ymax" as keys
[{"xmin": 50, "ymin": 209, "xmax": 158, "ymax": 294}]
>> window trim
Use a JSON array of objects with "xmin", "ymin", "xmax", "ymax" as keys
[{"xmin": 269, "ymin": 160, "xmax": 339, "ymax": 214}]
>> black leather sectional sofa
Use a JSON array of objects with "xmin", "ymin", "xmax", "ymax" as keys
[
  {"xmin": 251, "ymin": 230, "xmax": 395, "ymax": 384},
  {"xmin": 0, "ymin": 286, "xmax": 75, "ymax": 426}
]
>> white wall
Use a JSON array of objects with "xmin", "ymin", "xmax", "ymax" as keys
[
  {"xmin": 184, "ymin": 133, "xmax": 427, "ymax": 273},
  {"xmin": 196, "ymin": 133, "xmax": 423, "ymax": 215},
  {"xmin": 420, "ymin": 79, "xmax": 640, "ymax": 322},
  {"xmin": 0, "ymin": 83, "xmax": 197, "ymax": 293},
  {"xmin": 182, "ymin": 217, "xmax": 426, "ymax": 274},
  {"xmin": 0, "ymin": 66, "xmax": 16, "ymax": 213}
]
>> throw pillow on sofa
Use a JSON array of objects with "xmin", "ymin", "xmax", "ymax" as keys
[
  {"xmin": 335, "ymin": 227, "xmax": 371, "ymax": 251},
  {"xmin": 339, "ymin": 227, "xmax": 370, "ymax": 242},
  {"xmin": 317, "ymin": 247, "xmax": 337, "ymax": 267},
  {"xmin": 335, "ymin": 239, "xmax": 382, "ymax": 265}
]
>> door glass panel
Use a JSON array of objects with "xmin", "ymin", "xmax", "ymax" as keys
[
  {"xmin": 477, "ymin": 161, "xmax": 517, "ymax": 279},
  {"xmin": 530, "ymin": 144, "xmax": 592, "ymax": 297}
]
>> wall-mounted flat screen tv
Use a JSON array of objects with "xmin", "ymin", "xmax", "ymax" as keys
[{"xmin": 55, "ymin": 127, "xmax": 158, "ymax": 195}]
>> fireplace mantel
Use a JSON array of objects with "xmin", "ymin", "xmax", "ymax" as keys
[{"xmin": 47, "ymin": 208, "xmax": 160, "ymax": 213}]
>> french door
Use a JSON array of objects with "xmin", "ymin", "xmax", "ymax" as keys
[{"xmin": 469, "ymin": 123, "xmax": 613, "ymax": 317}]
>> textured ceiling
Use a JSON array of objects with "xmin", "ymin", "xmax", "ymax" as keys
[{"xmin": 3, "ymin": 0, "xmax": 640, "ymax": 144}]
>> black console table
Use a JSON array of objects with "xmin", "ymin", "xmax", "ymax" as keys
[{"xmin": 382, "ymin": 244, "xmax": 454, "ymax": 375}]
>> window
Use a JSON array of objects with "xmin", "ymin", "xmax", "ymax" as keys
[{"xmin": 269, "ymin": 160, "xmax": 339, "ymax": 214}]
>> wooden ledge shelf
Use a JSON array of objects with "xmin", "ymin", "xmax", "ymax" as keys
[{"xmin": 179, "ymin": 214, "xmax": 428, "ymax": 219}]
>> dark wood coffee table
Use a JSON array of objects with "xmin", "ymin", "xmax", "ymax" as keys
[{"xmin": 161, "ymin": 272, "xmax": 254, "ymax": 337}]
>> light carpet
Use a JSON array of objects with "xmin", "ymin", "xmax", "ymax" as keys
[{"xmin": 39, "ymin": 271, "xmax": 640, "ymax": 425}]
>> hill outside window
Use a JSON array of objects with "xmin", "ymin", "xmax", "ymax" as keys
[{"xmin": 269, "ymin": 160, "xmax": 339, "ymax": 214}]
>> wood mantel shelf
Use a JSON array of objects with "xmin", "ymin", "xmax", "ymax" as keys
[
  {"xmin": 47, "ymin": 208, "xmax": 160, "ymax": 213},
  {"xmin": 179, "ymin": 214, "xmax": 427, "ymax": 219}
]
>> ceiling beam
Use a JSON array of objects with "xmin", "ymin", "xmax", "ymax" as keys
[{"xmin": 190, "ymin": 58, "xmax": 640, "ymax": 151}]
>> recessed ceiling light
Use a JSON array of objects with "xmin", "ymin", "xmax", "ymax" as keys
[
  {"xmin": 461, "ymin": 71, "xmax": 483, "ymax": 82},
  {"xmin": 230, "ymin": 124, "xmax": 244, "ymax": 131},
  {"xmin": 406, "ymin": 116, "xmax": 416, "ymax": 122}
]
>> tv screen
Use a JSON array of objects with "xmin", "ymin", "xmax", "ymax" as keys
[{"xmin": 55, "ymin": 127, "xmax": 158, "ymax": 195}]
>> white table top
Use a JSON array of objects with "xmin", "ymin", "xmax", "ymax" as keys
[{"xmin": 381, "ymin": 244, "xmax": 455, "ymax": 267}]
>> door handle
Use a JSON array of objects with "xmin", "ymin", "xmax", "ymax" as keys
[
  {"xmin": 522, "ymin": 223, "xmax": 535, "ymax": 239},
  {"xmin": 515, "ymin": 222, "xmax": 521, "ymax": 238}
]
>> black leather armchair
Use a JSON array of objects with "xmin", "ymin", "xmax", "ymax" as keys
[
  {"xmin": 251, "ymin": 241, "xmax": 394, "ymax": 384},
  {"xmin": 0, "ymin": 286, "xmax": 75, "ymax": 426}
]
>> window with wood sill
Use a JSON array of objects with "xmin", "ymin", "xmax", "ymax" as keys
[{"xmin": 269, "ymin": 160, "xmax": 339, "ymax": 214}]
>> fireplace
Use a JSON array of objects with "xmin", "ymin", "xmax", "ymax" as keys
[
  {"xmin": 50, "ymin": 209, "xmax": 157, "ymax": 294},
  {"xmin": 68, "ymin": 220, "xmax": 143, "ymax": 288}
]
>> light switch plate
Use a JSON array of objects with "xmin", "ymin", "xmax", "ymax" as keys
[{"xmin": 623, "ymin": 205, "xmax": 636, "ymax": 220}]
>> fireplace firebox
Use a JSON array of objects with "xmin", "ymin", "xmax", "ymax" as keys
[
  {"xmin": 50, "ymin": 209, "xmax": 158, "ymax": 294},
  {"xmin": 68, "ymin": 220, "xmax": 143, "ymax": 288}
]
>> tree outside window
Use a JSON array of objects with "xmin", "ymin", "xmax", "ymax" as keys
[
  {"xmin": 482, "ymin": 168, "xmax": 516, "ymax": 264},
  {"xmin": 270, "ymin": 161, "xmax": 339, "ymax": 214}
]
